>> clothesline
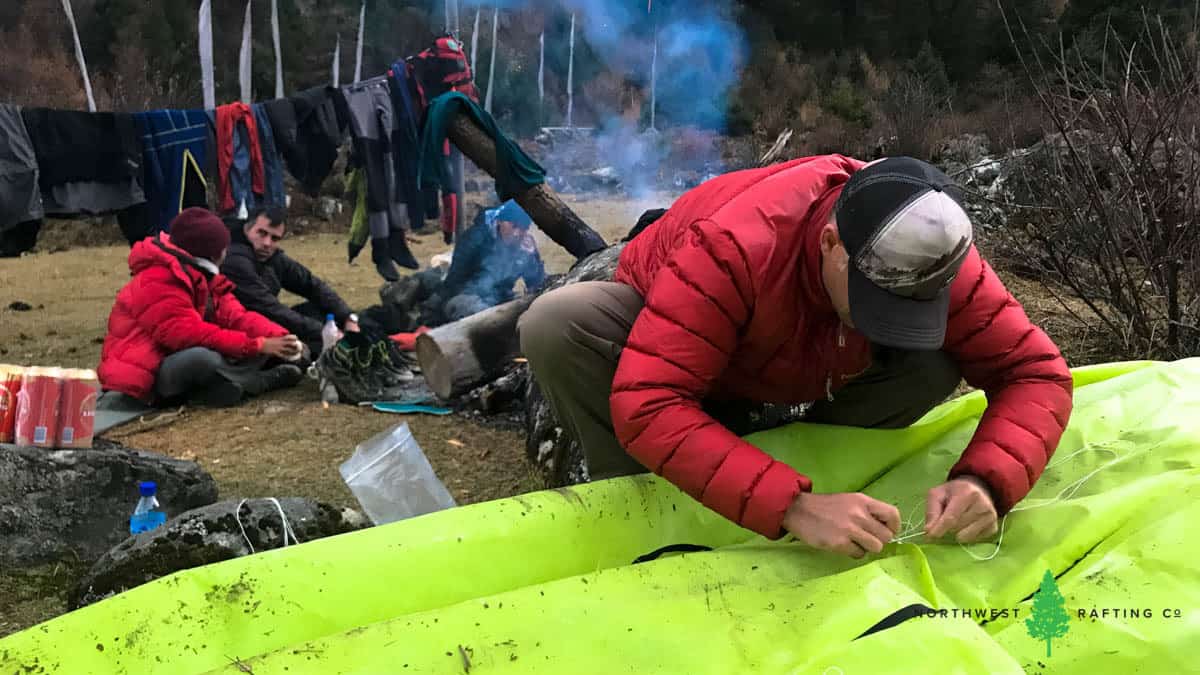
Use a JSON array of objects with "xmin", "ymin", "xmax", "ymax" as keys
[{"xmin": 0, "ymin": 41, "xmax": 460, "ymax": 255}]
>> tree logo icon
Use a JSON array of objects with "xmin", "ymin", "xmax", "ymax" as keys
[{"xmin": 1026, "ymin": 569, "xmax": 1071, "ymax": 657}]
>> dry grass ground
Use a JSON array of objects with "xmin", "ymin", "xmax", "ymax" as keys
[{"xmin": 0, "ymin": 189, "xmax": 1097, "ymax": 637}]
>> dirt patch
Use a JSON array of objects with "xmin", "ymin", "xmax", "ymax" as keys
[{"xmin": 0, "ymin": 562, "xmax": 85, "ymax": 638}]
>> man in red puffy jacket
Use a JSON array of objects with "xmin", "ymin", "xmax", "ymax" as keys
[
  {"xmin": 98, "ymin": 208, "xmax": 306, "ymax": 407},
  {"xmin": 520, "ymin": 155, "xmax": 1073, "ymax": 558}
]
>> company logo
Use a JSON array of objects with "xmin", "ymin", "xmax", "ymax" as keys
[{"xmin": 1025, "ymin": 569, "xmax": 1071, "ymax": 657}]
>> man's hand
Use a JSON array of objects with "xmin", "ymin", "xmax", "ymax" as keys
[
  {"xmin": 783, "ymin": 492, "xmax": 901, "ymax": 559},
  {"xmin": 261, "ymin": 335, "xmax": 303, "ymax": 360},
  {"xmin": 925, "ymin": 476, "xmax": 998, "ymax": 543}
]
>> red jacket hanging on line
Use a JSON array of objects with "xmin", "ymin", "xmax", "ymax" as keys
[
  {"xmin": 216, "ymin": 102, "xmax": 265, "ymax": 213},
  {"xmin": 610, "ymin": 155, "xmax": 1074, "ymax": 540}
]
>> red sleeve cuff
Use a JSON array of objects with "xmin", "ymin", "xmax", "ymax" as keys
[{"xmin": 739, "ymin": 462, "xmax": 812, "ymax": 540}]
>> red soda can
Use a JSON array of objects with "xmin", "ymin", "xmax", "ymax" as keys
[
  {"xmin": 58, "ymin": 369, "xmax": 100, "ymax": 448},
  {"xmin": 15, "ymin": 367, "xmax": 63, "ymax": 448},
  {"xmin": 0, "ymin": 365, "xmax": 24, "ymax": 444}
]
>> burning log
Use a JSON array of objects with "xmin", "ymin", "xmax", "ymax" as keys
[
  {"xmin": 462, "ymin": 368, "xmax": 528, "ymax": 415},
  {"xmin": 446, "ymin": 111, "xmax": 608, "ymax": 260}
]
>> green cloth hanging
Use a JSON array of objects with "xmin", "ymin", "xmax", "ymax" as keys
[
  {"xmin": 345, "ymin": 168, "xmax": 369, "ymax": 263},
  {"xmin": 418, "ymin": 91, "xmax": 546, "ymax": 201}
]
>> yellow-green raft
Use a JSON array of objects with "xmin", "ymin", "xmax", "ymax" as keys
[{"xmin": 3, "ymin": 359, "xmax": 1199, "ymax": 674}]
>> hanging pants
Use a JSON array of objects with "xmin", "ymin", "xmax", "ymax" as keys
[{"xmin": 342, "ymin": 77, "xmax": 409, "ymax": 240}]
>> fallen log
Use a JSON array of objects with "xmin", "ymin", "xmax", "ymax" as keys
[
  {"xmin": 446, "ymin": 111, "xmax": 608, "ymax": 260},
  {"xmin": 415, "ymin": 244, "xmax": 627, "ymax": 403},
  {"xmin": 415, "ymin": 294, "xmax": 537, "ymax": 400}
]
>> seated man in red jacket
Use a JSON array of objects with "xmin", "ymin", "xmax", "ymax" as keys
[
  {"xmin": 98, "ymin": 208, "xmax": 306, "ymax": 408},
  {"xmin": 520, "ymin": 156, "xmax": 1073, "ymax": 559}
]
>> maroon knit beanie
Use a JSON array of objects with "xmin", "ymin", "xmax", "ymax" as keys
[{"xmin": 169, "ymin": 207, "xmax": 231, "ymax": 261}]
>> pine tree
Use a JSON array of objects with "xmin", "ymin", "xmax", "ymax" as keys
[{"xmin": 1025, "ymin": 569, "xmax": 1071, "ymax": 657}]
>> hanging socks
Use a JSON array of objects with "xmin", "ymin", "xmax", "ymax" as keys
[
  {"xmin": 371, "ymin": 237, "xmax": 400, "ymax": 281},
  {"xmin": 389, "ymin": 231, "xmax": 420, "ymax": 270}
]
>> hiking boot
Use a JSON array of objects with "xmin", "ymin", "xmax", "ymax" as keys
[
  {"xmin": 260, "ymin": 364, "xmax": 304, "ymax": 393},
  {"xmin": 195, "ymin": 378, "xmax": 245, "ymax": 408},
  {"xmin": 371, "ymin": 237, "xmax": 400, "ymax": 282},
  {"xmin": 389, "ymin": 232, "xmax": 420, "ymax": 270}
]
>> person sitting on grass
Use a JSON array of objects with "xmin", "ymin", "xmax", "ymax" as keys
[
  {"xmin": 221, "ymin": 206, "xmax": 362, "ymax": 359},
  {"xmin": 97, "ymin": 207, "xmax": 305, "ymax": 408},
  {"xmin": 383, "ymin": 199, "xmax": 547, "ymax": 329}
]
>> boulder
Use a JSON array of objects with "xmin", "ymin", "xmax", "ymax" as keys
[
  {"xmin": 70, "ymin": 497, "xmax": 369, "ymax": 608},
  {"xmin": 0, "ymin": 440, "xmax": 217, "ymax": 568}
]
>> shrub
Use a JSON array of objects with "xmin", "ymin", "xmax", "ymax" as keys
[{"xmin": 1000, "ymin": 12, "xmax": 1200, "ymax": 359}]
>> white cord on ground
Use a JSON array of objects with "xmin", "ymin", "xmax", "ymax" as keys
[{"xmin": 235, "ymin": 498, "xmax": 303, "ymax": 555}]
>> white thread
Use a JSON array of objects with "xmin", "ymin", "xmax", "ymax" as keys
[
  {"xmin": 235, "ymin": 498, "xmax": 303, "ymax": 555},
  {"xmin": 887, "ymin": 443, "xmax": 1140, "ymax": 560}
]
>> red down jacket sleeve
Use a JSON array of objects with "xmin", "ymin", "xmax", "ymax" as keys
[
  {"xmin": 609, "ymin": 219, "xmax": 808, "ymax": 539},
  {"xmin": 941, "ymin": 247, "xmax": 1074, "ymax": 516},
  {"xmin": 132, "ymin": 268, "xmax": 267, "ymax": 361}
]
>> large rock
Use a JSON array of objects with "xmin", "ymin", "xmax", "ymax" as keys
[
  {"xmin": 71, "ymin": 497, "xmax": 369, "ymax": 608},
  {"xmin": 0, "ymin": 440, "xmax": 217, "ymax": 568}
]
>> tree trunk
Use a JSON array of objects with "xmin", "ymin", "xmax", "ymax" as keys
[
  {"xmin": 446, "ymin": 111, "xmax": 608, "ymax": 259},
  {"xmin": 415, "ymin": 294, "xmax": 537, "ymax": 400}
]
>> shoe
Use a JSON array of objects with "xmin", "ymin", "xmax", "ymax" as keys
[
  {"xmin": 389, "ymin": 232, "xmax": 420, "ymax": 270},
  {"xmin": 259, "ymin": 364, "xmax": 304, "ymax": 393},
  {"xmin": 371, "ymin": 237, "xmax": 400, "ymax": 282},
  {"xmin": 196, "ymin": 379, "xmax": 245, "ymax": 408}
]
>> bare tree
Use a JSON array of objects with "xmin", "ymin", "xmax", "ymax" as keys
[{"xmin": 1000, "ymin": 6, "xmax": 1200, "ymax": 359}]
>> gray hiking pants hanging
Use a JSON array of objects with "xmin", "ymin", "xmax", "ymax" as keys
[
  {"xmin": 154, "ymin": 348, "xmax": 269, "ymax": 400},
  {"xmin": 342, "ymin": 77, "xmax": 408, "ymax": 239},
  {"xmin": 0, "ymin": 103, "xmax": 43, "ymax": 231},
  {"xmin": 518, "ymin": 281, "xmax": 963, "ymax": 481}
]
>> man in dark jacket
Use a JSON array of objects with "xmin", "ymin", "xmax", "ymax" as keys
[
  {"xmin": 385, "ymin": 200, "xmax": 546, "ymax": 329},
  {"xmin": 221, "ymin": 207, "xmax": 360, "ymax": 357}
]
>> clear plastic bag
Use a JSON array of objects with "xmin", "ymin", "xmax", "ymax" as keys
[{"xmin": 339, "ymin": 422, "xmax": 457, "ymax": 525}]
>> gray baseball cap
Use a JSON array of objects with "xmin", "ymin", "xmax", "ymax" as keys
[{"xmin": 833, "ymin": 157, "xmax": 974, "ymax": 350}]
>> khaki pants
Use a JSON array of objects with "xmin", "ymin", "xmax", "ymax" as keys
[{"xmin": 518, "ymin": 281, "xmax": 962, "ymax": 481}]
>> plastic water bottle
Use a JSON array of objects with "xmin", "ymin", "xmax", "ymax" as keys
[
  {"xmin": 321, "ymin": 314, "xmax": 342, "ymax": 354},
  {"xmin": 129, "ymin": 481, "xmax": 167, "ymax": 535}
]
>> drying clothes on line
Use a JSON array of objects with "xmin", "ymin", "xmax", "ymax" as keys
[
  {"xmin": 118, "ymin": 110, "xmax": 213, "ymax": 243},
  {"xmin": 440, "ymin": 145, "xmax": 465, "ymax": 244},
  {"xmin": 388, "ymin": 60, "xmax": 431, "ymax": 233},
  {"xmin": 342, "ymin": 75, "xmax": 418, "ymax": 282},
  {"xmin": 405, "ymin": 37, "xmax": 479, "ymax": 243},
  {"xmin": 407, "ymin": 35, "xmax": 481, "ymax": 113},
  {"xmin": 20, "ymin": 108, "xmax": 145, "ymax": 216},
  {"xmin": 253, "ymin": 104, "xmax": 287, "ymax": 209},
  {"xmin": 344, "ymin": 168, "xmax": 369, "ymax": 263},
  {"xmin": 418, "ymin": 92, "xmax": 545, "ymax": 205},
  {"xmin": 265, "ymin": 85, "xmax": 347, "ymax": 197},
  {"xmin": 0, "ymin": 104, "xmax": 43, "ymax": 232},
  {"xmin": 214, "ymin": 103, "xmax": 265, "ymax": 214}
]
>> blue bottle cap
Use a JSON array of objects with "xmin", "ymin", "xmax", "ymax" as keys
[
  {"xmin": 327, "ymin": 313, "xmax": 335, "ymax": 322},
  {"xmin": 139, "ymin": 481, "xmax": 157, "ymax": 497}
]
